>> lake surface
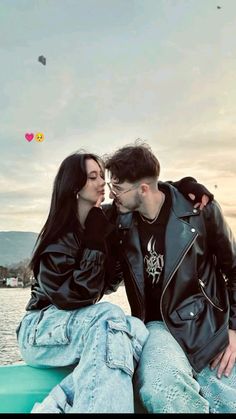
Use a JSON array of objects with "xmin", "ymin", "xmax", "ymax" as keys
[{"xmin": 0, "ymin": 287, "xmax": 130, "ymax": 365}]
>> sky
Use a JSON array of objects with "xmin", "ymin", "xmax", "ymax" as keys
[{"xmin": 0, "ymin": 0, "xmax": 235, "ymax": 235}]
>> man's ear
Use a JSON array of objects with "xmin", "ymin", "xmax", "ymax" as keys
[{"xmin": 139, "ymin": 183, "xmax": 150, "ymax": 195}]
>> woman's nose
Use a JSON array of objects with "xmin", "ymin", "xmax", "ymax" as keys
[{"xmin": 99, "ymin": 177, "xmax": 105, "ymax": 186}]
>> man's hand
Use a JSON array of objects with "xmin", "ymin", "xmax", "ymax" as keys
[
  {"xmin": 188, "ymin": 193, "xmax": 209, "ymax": 210},
  {"xmin": 209, "ymin": 329, "xmax": 236, "ymax": 378}
]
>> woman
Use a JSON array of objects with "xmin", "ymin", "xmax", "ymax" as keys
[{"xmin": 16, "ymin": 151, "xmax": 149, "ymax": 413}]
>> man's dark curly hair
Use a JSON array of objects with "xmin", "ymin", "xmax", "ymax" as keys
[{"xmin": 105, "ymin": 141, "xmax": 160, "ymax": 183}]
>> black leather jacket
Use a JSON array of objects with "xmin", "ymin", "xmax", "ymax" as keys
[
  {"xmin": 26, "ymin": 232, "xmax": 106, "ymax": 310},
  {"xmin": 104, "ymin": 183, "xmax": 236, "ymax": 372},
  {"xmin": 26, "ymin": 208, "xmax": 120, "ymax": 311}
]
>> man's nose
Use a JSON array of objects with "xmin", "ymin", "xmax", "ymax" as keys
[{"xmin": 108, "ymin": 188, "xmax": 117, "ymax": 199}]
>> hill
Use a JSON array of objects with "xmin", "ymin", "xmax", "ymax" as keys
[{"xmin": 0, "ymin": 231, "xmax": 38, "ymax": 266}]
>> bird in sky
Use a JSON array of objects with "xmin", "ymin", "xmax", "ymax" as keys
[{"xmin": 38, "ymin": 55, "xmax": 46, "ymax": 65}]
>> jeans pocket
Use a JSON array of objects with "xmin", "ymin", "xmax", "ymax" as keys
[
  {"xmin": 28, "ymin": 306, "xmax": 72, "ymax": 347},
  {"xmin": 106, "ymin": 318, "xmax": 134, "ymax": 376}
]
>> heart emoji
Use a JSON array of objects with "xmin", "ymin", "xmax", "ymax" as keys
[{"xmin": 25, "ymin": 133, "xmax": 34, "ymax": 142}]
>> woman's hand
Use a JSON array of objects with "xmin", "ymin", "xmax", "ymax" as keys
[
  {"xmin": 94, "ymin": 194, "xmax": 104, "ymax": 208},
  {"xmin": 188, "ymin": 193, "xmax": 210, "ymax": 210}
]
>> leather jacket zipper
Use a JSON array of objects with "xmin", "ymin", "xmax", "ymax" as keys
[
  {"xmin": 160, "ymin": 232, "xmax": 198, "ymax": 330},
  {"xmin": 198, "ymin": 278, "xmax": 223, "ymax": 312}
]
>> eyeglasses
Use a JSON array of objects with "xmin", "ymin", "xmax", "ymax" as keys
[{"xmin": 107, "ymin": 182, "xmax": 139, "ymax": 199}]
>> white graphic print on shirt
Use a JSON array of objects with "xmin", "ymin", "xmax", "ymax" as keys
[{"xmin": 144, "ymin": 235, "xmax": 164, "ymax": 286}]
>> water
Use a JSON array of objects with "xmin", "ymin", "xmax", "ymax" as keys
[
  {"xmin": 0, "ymin": 287, "xmax": 130, "ymax": 365},
  {"xmin": 0, "ymin": 288, "xmax": 29, "ymax": 365}
]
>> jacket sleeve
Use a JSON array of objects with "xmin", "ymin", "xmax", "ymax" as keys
[
  {"xmin": 204, "ymin": 200, "xmax": 236, "ymax": 329},
  {"xmin": 167, "ymin": 177, "xmax": 214, "ymax": 204},
  {"xmin": 101, "ymin": 203, "xmax": 125, "ymax": 294},
  {"xmin": 38, "ymin": 247, "xmax": 106, "ymax": 310},
  {"xmin": 37, "ymin": 208, "xmax": 112, "ymax": 310},
  {"xmin": 103, "ymin": 258, "xmax": 124, "ymax": 295}
]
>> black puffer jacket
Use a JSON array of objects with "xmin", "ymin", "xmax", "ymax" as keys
[{"xmin": 104, "ymin": 183, "xmax": 236, "ymax": 372}]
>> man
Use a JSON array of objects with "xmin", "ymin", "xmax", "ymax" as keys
[{"xmin": 104, "ymin": 142, "xmax": 236, "ymax": 413}]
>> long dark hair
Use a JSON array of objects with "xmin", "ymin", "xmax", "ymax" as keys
[{"xmin": 30, "ymin": 151, "xmax": 103, "ymax": 273}]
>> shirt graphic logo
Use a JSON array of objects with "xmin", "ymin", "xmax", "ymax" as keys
[{"xmin": 144, "ymin": 236, "xmax": 164, "ymax": 286}]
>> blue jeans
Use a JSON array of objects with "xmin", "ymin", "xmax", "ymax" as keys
[
  {"xmin": 134, "ymin": 321, "xmax": 236, "ymax": 413},
  {"xmin": 16, "ymin": 301, "xmax": 149, "ymax": 413}
]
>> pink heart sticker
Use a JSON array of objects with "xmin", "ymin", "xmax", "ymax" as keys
[{"xmin": 25, "ymin": 133, "xmax": 34, "ymax": 142}]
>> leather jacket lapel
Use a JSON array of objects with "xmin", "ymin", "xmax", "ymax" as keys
[{"xmin": 163, "ymin": 208, "xmax": 198, "ymax": 289}]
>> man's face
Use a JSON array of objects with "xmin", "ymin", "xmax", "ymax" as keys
[{"xmin": 108, "ymin": 179, "xmax": 142, "ymax": 213}]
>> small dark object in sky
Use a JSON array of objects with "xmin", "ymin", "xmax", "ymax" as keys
[
  {"xmin": 38, "ymin": 55, "xmax": 46, "ymax": 65},
  {"xmin": 217, "ymin": 5, "xmax": 221, "ymax": 9}
]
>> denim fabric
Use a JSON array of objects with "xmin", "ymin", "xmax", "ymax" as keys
[
  {"xmin": 16, "ymin": 302, "xmax": 149, "ymax": 413},
  {"xmin": 133, "ymin": 321, "xmax": 236, "ymax": 413}
]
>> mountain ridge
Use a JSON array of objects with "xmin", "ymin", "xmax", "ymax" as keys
[{"xmin": 0, "ymin": 231, "xmax": 38, "ymax": 266}]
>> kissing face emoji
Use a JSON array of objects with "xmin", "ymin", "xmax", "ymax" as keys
[{"xmin": 35, "ymin": 132, "xmax": 45, "ymax": 142}]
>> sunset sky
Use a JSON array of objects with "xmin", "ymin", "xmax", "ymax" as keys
[{"xmin": 0, "ymin": 0, "xmax": 235, "ymax": 235}]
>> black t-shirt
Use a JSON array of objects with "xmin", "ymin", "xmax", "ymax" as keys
[{"xmin": 137, "ymin": 185, "xmax": 171, "ymax": 322}]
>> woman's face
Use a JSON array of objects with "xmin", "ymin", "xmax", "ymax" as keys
[{"xmin": 78, "ymin": 158, "xmax": 106, "ymax": 205}]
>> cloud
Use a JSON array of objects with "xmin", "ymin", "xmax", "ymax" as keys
[
  {"xmin": 1, "ymin": 0, "xmax": 236, "ymax": 233},
  {"xmin": 224, "ymin": 210, "xmax": 236, "ymax": 219}
]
